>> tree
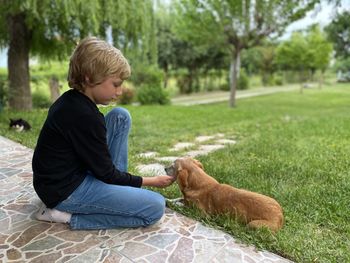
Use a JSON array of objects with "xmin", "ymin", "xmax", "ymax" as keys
[
  {"xmin": 112, "ymin": 0, "xmax": 157, "ymax": 65},
  {"xmin": 276, "ymin": 26, "xmax": 332, "ymax": 91},
  {"xmin": 241, "ymin": 48, "xmax": 262, "ymax": 76},
  {"xmin": 0, "ymin": 0, "xmax": 154, "ymax": 110},
  {"xmin": 156, "ymin": 4, "xmax": 178, "ymax": 88},
  {"xmin": 174, "ymin": 0, "xmax": 320, "ymax": 107},
  {"xmin": 325, "ymin": 11, "xmax": 350, "ymax": 59},
  {"xmin": 276, "ymin": 32, "xmax": 311, "ymax": 92},
  {"xmin": 156, "ymin": 4, "xmax": 229, "ymax": 93},
  {"xmin": 306, "ymin": 25, "xmax": 333, "ymax": 88},
  {"xmin": 257, "ymin": 44, "xmax": 277, "ymax": 86}
]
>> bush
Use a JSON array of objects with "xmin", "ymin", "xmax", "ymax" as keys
[
  {"xmin": 130, "ymin": 64, "xmax": 163, "ymax": 87},
  {"xmin": 334, "ymin": 57, "xmax": 350, "ymax": 73},
  {"xmin": 0, "ymin": 76, "xmax": 8, "ymax": 111},
  {"xmin": 219, "ymin": 83, "xmax": 230, "ymax": 91},
  {"xmin": 137, "ymin": 84, "xmax": 170, "ymax": 105},
  {"xmin": 177, "ymin": 74, "xmax": 192, "ymax": 94},
  {"xmin": 262, "ymin": 74, "xmax": 275, "ymax": 86},
  {"xmin": 116, "ymin": 86, "xmax": 135, "ymax": 105},
  {"xmin": 131, "ymin": 64, "xmax": 170, "ymax": 105},
  {"xmin": 176, "ymin": 71, "xmax": 200, "ymax": 94},
  {"xmin": 237, "ymin": 70, "xmax": 249, "ymax": 90},
  {"xmin": 274, "ymin": 75, "xmax": 284, "ymax": 86},
  {"xmin": 32, "ymin": 92, "xmax": 51, "ymax": 108}
]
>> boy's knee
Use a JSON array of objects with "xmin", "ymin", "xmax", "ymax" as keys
[
  {"xmin": 106, "ymin": 107, "xmax": 131, "ymax": 127},
  {"xmin": 110, "ymin": 107, "xmax": 131, "ymax": 121},
  {"xmin": 154, "ymin": 194, "xmax": 166, "ymax": 215},
  {"xmin": 144, "ymin": 193, "xmax": 165, "ymax": 226}
]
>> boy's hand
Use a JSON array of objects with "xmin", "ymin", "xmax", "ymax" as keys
[{"xmin": 142, "ymin": 175, "xmax": 175, "ymax": 188}]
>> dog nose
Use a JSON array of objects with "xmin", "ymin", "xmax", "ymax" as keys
[{"xmin": 165, "ymin": 165, "xmax": 175, "ymax": 176}]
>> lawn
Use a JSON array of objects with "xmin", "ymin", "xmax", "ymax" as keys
[{"xmin": 1, "ymin": 84, "xmax": 349, "ymax": 262}]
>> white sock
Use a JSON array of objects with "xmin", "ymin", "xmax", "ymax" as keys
[{"xmin": 36, "ymin": 204, "xmax": 72, "ymax": 224}]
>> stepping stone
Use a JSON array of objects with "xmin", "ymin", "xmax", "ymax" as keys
[
  {"xmin": 155, "ymin": 156, "xmax": 178, "ymax": 163},
  {"xmin": 195, "ymin": 135, "xmax": 216, "ymax": 142},
  {"xmin": 185, "ymin": 150, "xmax": 207, "ymax": 158},
  {"xmin": 138, "ymin": 152, "xmax": 158, "ymax": 158},
  {"xmin": 136, "ymin": 163, "xmax": 166, "ymax": 176},
  {"xmin": 185, "ymin": 145, "xmax": 226, "ymax": 157},
  {"xmin": 169, "ymin": 142, "xmax": 194, "ymax": 152},
  {"xmin": 283, "ymin": 115, "xmax": 291, "ymax": 122},
  {"xmin": 199, "ymin": 145, "xmax": 225, "ymax": 153},
  {"xmin": 216, "ymin": 139, "xmax": 237, "ymax": 145}
]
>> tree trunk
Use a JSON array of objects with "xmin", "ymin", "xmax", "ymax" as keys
[
  {"xmin": 204, "ymin": 72, "xmax": 208, "ymax": 91},
  {"xmin": 299, "ymin": 71, "xmax": 304, "ymax": 94},
  {"xmin": 163, "ymin": 64, "xmax": 168, "ymax": 89},
  {"xmin": 319, "ymin": 70, "xmax": 324, "ymax": 89},
  {"xmin": 229, "ymin": 49, "xmax": 241, "ymax": 108},
  {"xmin": 49, "ymin": 76, "xmax": 61, "ymax": 103},
  {"xmin": 7, "ymin": 13, "xmax": 32, "ymax": 110}
]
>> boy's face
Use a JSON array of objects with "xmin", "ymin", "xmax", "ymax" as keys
[{"xmin": 84, "ymin": 76, "xmax": 123, "ymax": 105}]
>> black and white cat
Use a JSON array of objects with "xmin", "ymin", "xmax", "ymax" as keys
[{"xmin": 9, "ymin": 118, "xmax": 31, "ymax": 132}]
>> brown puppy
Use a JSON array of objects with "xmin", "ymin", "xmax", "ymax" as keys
[{"xmin": 166, "ymin": 157, "xmax": 284, "ymax": 232}]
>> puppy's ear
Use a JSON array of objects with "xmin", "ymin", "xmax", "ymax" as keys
[
  {"xmin": 177, "ymin": 170, "xmax": 189, "ymax": 189},
  {"xmin": 192, "ymin": 159, "xmax": 204, "ymax": 170},
  {"xmin": 177, "ymin": 162, "xmax": 183, "ymax": 171}
]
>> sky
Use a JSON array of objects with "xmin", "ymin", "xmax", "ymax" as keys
[
  {"xmin": 282, "ymin": 0, "xmax": 349, "ymax": 40},
  {"xmin": 0, "ymin": 0, "xmax": 349, "ymax": 68}
]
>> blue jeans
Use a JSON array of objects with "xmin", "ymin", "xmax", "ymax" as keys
[{"xmin": 55, "ymin": 107, "xmax": 165, "ymax": 230}]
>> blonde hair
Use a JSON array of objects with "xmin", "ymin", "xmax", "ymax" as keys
[{"xmin": 67, "ymin": 37, "xmax": 131, "ymax": 91}]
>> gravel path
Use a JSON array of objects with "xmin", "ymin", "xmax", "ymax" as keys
[{"xmin": 171, "ymin": 85, "xmax": 299, "ymax": 106}]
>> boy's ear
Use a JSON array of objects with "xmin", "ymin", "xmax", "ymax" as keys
[{"xmin": 85, "ymin": 76, "xmax": 92, "ymax": 86}]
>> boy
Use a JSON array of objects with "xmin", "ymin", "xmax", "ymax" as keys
[{"xmin": 32, "ymin": 37, "xmax": 174, "ymax": 230}]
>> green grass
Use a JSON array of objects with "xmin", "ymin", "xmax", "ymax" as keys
[{"xmin": 1, "ymin": 84, "xmax": 349, "ymax": 262}]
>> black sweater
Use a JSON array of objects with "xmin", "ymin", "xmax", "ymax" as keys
[{"xmin": 32, "ymin": 89, "xmax": 142, "ymax": 208}]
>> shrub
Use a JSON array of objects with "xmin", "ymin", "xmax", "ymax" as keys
[
  {"xmin": 131, "ymin": 64, "xmax": 170, "ymax": 105},
  {"xmin": 137, "ymin": 84, "xmax": 170, "ymax": 105},
  {"xmin": 116, "ymin": 86, "xmax": 135, "ymax": 105},
  {"xmin": 0, "ymin": 76, "xmax": 8, "ymax": 110},
  {"xmin": 177, "ymin": 74, "xmax": 192, "ymax": 94},
  {"xmin": 219, "ymin": 83, "xmax": 230, "ymax": 91},
  {"xmin": 274, "ymin": 75, "xmax": 284, "ymax": 86},
  {"xmin": 237, "ymin": 69, "xmax": 249, "ymax": 90},
  {"xmin": 130, "ymin": 64, "xmax": 163, "ymax": 87},
  {"xmin": 32, "ymin": 92, "xmax": 51, "ymax": 108},
  {"xmin": 262, "ymin": 74, "xmax": 275, "ymax": 86},
  {"xmin": 176, "ymin": 71, "xmax": 200, "ymax": 94}
]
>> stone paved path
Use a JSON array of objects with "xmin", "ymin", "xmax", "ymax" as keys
[
  {"xmin": 0, "ymin": 135, "xmax": 293, "ymax": 263},
  {"xmin": 171, "ymin": 85, "xmax": 299, "ymax": 106}
]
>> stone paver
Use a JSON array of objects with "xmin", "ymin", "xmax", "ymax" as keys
[
  {"xmin": 155, "ymin": 156, "xmax": 178, "ymax": 163},
  {"xmin": 169, "ymin": 142, "xmax": 195, "ymax": 152},
  {"xmin": 138, "ymin": 152, "xmax": 158, "ymax": 158},
  {"xmin": 216, "ymin": 139, "xmax": 237, "ymax": 145},
  {"xmin": 0, "ymin": 135, "xmax": 293, "ymax": 263}
]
